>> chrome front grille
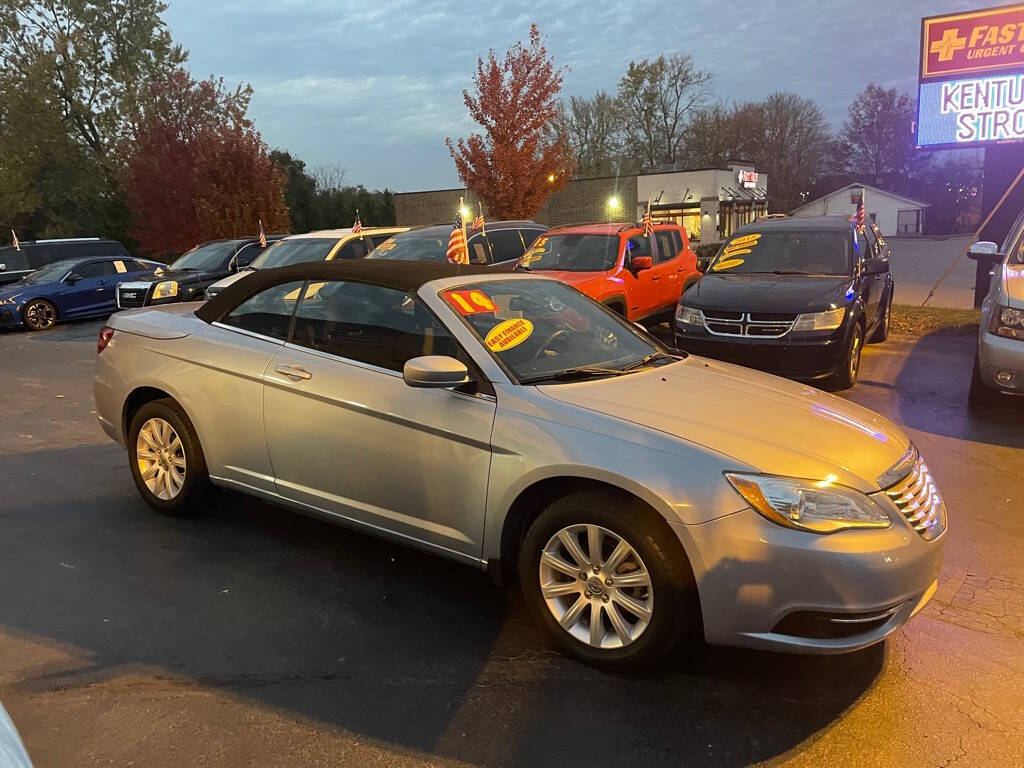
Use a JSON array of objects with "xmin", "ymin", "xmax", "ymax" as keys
[
  {"xmin": 117, "ymin": 283, "xmax": 149, "ymax": 309},
  {"xmin": 702, "ymin": 310, "xmax": 797, "ymax": 339},
  {"xmin": 882, "ymin": 449, "xmax": 946, "ymax": 541}
]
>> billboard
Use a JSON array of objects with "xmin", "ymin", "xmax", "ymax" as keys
[{"xmin": 917, "ymin": 3, "xmax": 1024, "ymax": 150}]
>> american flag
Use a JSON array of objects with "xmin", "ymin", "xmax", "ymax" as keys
[
  {"xmin": 11, "ymin": 229, "xmax": 20, "ymax": 251},
  {"xmin": 447, "ymin": 209, "xmax": 469, "ymax": 264},
  {"xmin": 854, "ymin": 188, "xmax": 866, "ymax": 229},
  {"xmin": 472, "ymin": 203, "xmax": 485, "ymax": 232},
  {"xmin": 641, "ymin": 199, "xmax": 654, "ymax": 237},
  {"xmin": 257, "ymin": 219, "xmax": 266, "ymax": 248},
  {"xmin": 352, "ymin": 209, "xmax": 363, "ymax": 234}
]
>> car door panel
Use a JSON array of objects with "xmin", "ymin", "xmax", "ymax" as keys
[{"xmin": 263, "ymin": 346, "xmax": 495, "ymax": 557}]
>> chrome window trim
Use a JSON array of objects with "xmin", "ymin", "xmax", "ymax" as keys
[{"xmin": 211, "ymin": 321, "xmax": 288, "ymax": 346}]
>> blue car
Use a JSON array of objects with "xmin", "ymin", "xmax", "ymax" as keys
[{"xmin": 0, "ymin": 255, "xmax": 162, "ymax": 331}]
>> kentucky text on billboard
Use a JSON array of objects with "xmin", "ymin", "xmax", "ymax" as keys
[{"xmin": 918, "ymin": 4, "xmax": 1024, "ymax": 149}]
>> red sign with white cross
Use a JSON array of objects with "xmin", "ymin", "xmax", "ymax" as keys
[{"xmin": 921, "ymin": 4, "xmax": 1024, "ymax": 80}]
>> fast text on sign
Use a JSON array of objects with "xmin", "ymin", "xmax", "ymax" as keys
[{"xmin": 922, "ymin": 5, "xmax": 1024, "ymax": 79}]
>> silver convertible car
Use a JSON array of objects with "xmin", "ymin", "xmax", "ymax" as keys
[{"xmin": 94, "ymin": 260, "xmax": 946, "ymax": 668}]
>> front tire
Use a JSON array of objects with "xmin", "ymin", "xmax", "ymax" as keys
[
  {"xmin": 22, "ymin": 299, "xmax": 57, "ymax": 331},
  {"xmin": 830, "ymin": 321, "xmax": 864, "ymax": 390},
  {"xmin": 518, "ymin": 490, "xmax": 698, "ymax": 670},
  {"xmin": 128, "ymin": 398, "xmax": 210, "ymax": 515}
]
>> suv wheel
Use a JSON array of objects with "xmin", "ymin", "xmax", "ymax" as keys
[
  {"xmin": 830, "ymin": 321, "xmax": 864, "ymax": 390},
  {"xmin": 518, "ymin": 490, "xmax": 698, "ymax": 670},
  {"xmin": 22, "ymin": 299, "xmax": 57, "ymax": 331},
  {"xmin": 128, "ymin": 398, "xmax": 210, "ymax": 515}
]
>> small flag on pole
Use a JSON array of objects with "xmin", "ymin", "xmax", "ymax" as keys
[
  {"xmin": 641, "ymin": 199, "xmax": 654, "ymax": 237},
  {"xmin": 352, "ymin": 209, "xmax": 363, "ymax": 234},
  {"xmin": 472, "ymin": 202, "xmax": 485, "ymax": 233},
  {"xmin": 11, "ymin": 229, "xmax": 20, "ymax": 251},
  {"xmin": 855, "ymin": 188, "xmax": 866, "ymax": 230},
  {"xmin": 257, "ymin": 219, "xmax": 267, "ymax": 248},
  {"xmin": 446, "ymin": 198, "xmax": 469, "ymax": 264}
]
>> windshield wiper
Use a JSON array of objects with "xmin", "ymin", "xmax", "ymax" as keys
[
  {"xmin": 620, "ymin": 351, "xmax": 681, "ymax": 371},
  {"xmin": 519, "ymin": 365, "xmax": 632, "ymax": 385}
]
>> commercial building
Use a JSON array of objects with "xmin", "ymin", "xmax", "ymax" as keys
[
  {"xmin": 394, "ymin": 162, "xmax": 769, "ymax": 244},
  {"xmin": 789, "ymin": 183, "xmax": 930, "ymax": 236}
]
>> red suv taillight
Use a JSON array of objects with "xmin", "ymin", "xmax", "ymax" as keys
[{"xmin": 97, "ymin": 326, "xmax": 115, "ymax": 354}]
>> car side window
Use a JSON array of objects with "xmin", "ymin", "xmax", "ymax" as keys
[
  {"xmin": 76, "ymin": 261, "xmax": 116, "ymax": 278},
  {"xmin": 335, "ymin": 239, "xmax": 368, "ymax": 260},
  {"xmin": 670, "ymin": 229, "xmax": 683, "ymax": 254},
  {"xmin": 864, "ymin": 226, "xmax": 879, "ymax": 256},
  {"xmin": 0, "ymin": 248, "xmax": 29, "ymax": 271},
  {"xmin": 625, "ymin": 235, "xmax": 652, "ymax": 264},
  {"xmin": 521, "ymin": 229, "xmax": 546, "ymax": 251},
  {"xmin": 235, "ymin": 243, "xmax": 261, "ymax": 267},
  {"xmin": 220, "ymin": 280, "xmax": 305, "ymax": 340},
  {"xmin": 369, "ymin": 234, "xmax": 393, "ymax": 247},
  {"xmin": 466, "ymin": 234, "xmax": 493, "ymax": 265},
  {"xmin": 856, "ymin": 231, "xmax": 870, "ymax": 268},
  {"xmin": 654, "ymin": 231, "xmax": 677, "ymax": 263},
  {"xmin": 289, "ymin": 280, "xmax": 459, "ymax": 372},
  {"xmin": 130, "ymin": 259, "xmax": 155, "ymax": 272},
  {"xmin": 485, "ymin": 229, "xmax": 527, "ymax": 263}
]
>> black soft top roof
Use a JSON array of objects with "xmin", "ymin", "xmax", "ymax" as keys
[
  {"xmin": 734, "ymin": 215, "xmax": 856, "ymax": 235},
  {"xmin": 195, "ymin": 259, "xmax": 495, "ymax": 323}
]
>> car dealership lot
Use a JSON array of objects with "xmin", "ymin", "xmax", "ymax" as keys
[{"xmin": 1, "ymin": 321, "xmax": 1022, "ymax": 767}]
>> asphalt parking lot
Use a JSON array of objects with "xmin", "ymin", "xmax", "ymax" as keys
[{"xmin": 1, "ymin": 319, "xmax": 1023, "ymax": 768}]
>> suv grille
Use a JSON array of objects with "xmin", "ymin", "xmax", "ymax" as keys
[
  {"xmin": 117, "ymin": 285, "xmax": 148, "ymax": 308},
  {"xmin": 702, "ymin": 310, "xmax": 797, "ymax": 338},
  {"xmin": 882, "ymin": 450, "xmax": 946, "ymax": 541}
]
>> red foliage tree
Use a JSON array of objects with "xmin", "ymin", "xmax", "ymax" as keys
[
  {"xmin": 124, "ymin": 70, "xmax": 287, "ymax": 256},
  {"xmin": 446, "ymin": 25, "xmax": 572, "ymax": 220}
]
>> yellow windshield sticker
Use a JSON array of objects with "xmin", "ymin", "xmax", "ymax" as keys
[
  {"xmin": 485, "ymin": 318, "xmax": 534, "ymax": 352},
  {"xmin": 713, "ymin": 257, "xmax": 745, "ymax": 271},
  {"xmin": 521, "ymin": 237, "xmax": 548, "ymax": 266},
  {"xmin": 375, "ymin": 239, "xmax": 396, "ymax": 252},
  {"xmin": 727, "ymin": 233, "xmax": 761, "ymax": 248},
  {"xmin": 720, "ymin": 247, "xmax": 752, "ymax": 258}
]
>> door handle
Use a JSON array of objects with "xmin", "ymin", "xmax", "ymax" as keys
[
  {"xmin": 651, "ymin": 275, "xmax": 661, "ymax": 281},
  {"xmin": 275, "ymin": 364, "xmax": 313, "ymax": 381}
]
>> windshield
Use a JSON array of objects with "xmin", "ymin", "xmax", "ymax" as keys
[
  {"xmin": 520, "ymin": 234, "xmax": 621, "ymax": 272},
  {"xmin": 708, "ymin": 231, "xmax": 852, "ymax": 276},
  {"xmin": 368, "ymin": 231, "xmax": 448, "ymax": 262},
  {"xmin": 250, "ymin": 238, "xmax": 338, "ymax": 269},
  {"xmin": 21, "ymin": 259, "xmax": 77, "ymax": 284},
  {"xmin": 169, "ymin": 241, "xmax": 240, "ymax": 272},
  {"xmin": 441, "ymin": 279, "xmax": 668, "ymax": 383}
]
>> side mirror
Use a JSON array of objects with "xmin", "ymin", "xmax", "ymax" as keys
[
  {"xmin": 631, "ymin": 256, "xmax": 653, "ymax": 271},
  {"xmin": 696, "ymin": 256, "xmax": 712, "ymax": 273},
  {"xmin": 64, "ymin": 272, "xmax": 82, "ymax": 284},
  {"xmin": 864, "ymin": 257, "xmax": 889, "ymax": 275},
  {"xmin": 403, "ymin": 355, "xmax": 470, "ymax": 388},
  {"xmin": 969, "ymin": 241, "xmax": 998, "ymax": 256}
]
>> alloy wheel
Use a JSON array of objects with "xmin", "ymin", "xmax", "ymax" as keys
[
  {"xmin": 538, "ymin": 523, "xmax": 653, "ymax": 649},
  {"xmin": 136, "ymin": 418, "xmax": 187, "ymax": 500},
  {"xmin": 24, "ymin": 301, "xmax": 55, "ymax": 330}
]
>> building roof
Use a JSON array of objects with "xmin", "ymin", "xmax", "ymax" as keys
[
  {"xmin": 196, "ymin": 259, "xmax": 495, "ymax": 322},
  {"xmin": 789, "ymin": 183, "xmax": 930, "ymax": 215}
]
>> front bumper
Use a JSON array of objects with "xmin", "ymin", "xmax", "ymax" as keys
[
  {"xmin": 978, "ymin": 329, "xmax": 1024, "ymax": 394},
  {"xmin": 0, "ymin": 306, "xmax": 22, "ymax": 329},
  {"xmin": 674, "ymin": 327, "xmax": 847, "ymax": 380},
  {"xmin": 676, "ymin": 505, "xmax": 944, "ymax": 654}
]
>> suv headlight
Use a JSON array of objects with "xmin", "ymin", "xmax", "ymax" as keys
[
  {"xmin": 792, "ymin": 306, "xmax": 846, "ymax": 332},
  {"xmin": 676, "ymin": 305, "xmax": 703, "ymax": 326},
  {"xmin": 726, "ymin": 473, "xmax": 891, "ymax": 534},
  {"xmin": 991, "ymin": 305, "xmax": 1024, "ymax": 340},
  {"xmin": 151, "ymin": 280, "xmax": 179, "ymax": 300}
]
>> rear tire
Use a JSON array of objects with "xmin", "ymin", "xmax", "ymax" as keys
[
  {"xmin": 22, "ymin": 299, "xmax": 57, "ymax": 331},
  {"xmin": 518, "ymin": 490, "xmax": 699, "ymax": 670},
  {"xmin": 128, "ymin": 398, "xmax": 210, "ymax": 516}
]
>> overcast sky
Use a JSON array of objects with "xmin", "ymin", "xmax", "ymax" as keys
[{"xmin": 164, "ymin": 0, "xmax": 972, "ymax": 191}]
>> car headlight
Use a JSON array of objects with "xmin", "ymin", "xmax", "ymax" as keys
[
  {"xmin": 991, "ymin": 305, "xmax": 1024, "ymax": 340},
  {"xmin": 205, "ymin": 288, "xmax": 219, "ymax": 299},
  {"xmin": 792, "ymin": 306, "xmax": 846, "ymax": 332},
  {"xmin": 675, "ymin": 305, "xmax": 703, "ymax": 326},
  {"xmin": 151, "ymin": 280, "xmax": 179, "ymax": 300},
  {"xmin": 725, "ymin": 472, "xmax": 891, "ymax": 534}
]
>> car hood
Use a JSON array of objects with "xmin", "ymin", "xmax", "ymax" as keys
[
  {"xmin": 1004, "ymin": 262, "xmax": 1024, "ymax": 307},
  {"xmin": 208, "ymin": 269, "xmax": 252, "ymax": 291},
  {"xmin": 528, "ymin": 269, "xmax": 613, "ymax": 291},
  {"xmin": 537, "ymin": 356, "xmax": 909, "ymax": 493},
  {"xmin": 0, "ymin": 282, "xmax": 29, "ymax": 301},
  {"xmin": 683, "ymin": 274, "xmax": 853, "ymax": 313},
  {"xmin": 133, "ymin": 268, "xmax": 210, "ymax": 285}
]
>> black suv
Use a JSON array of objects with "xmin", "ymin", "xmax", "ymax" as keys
[
  {"xmin": 367, "ymin": 220, "xmax": 547, "ymax": 267},
  {"xmin": 116, "ymin": 235, "xmax": 283, "ymax": 308},
  {"xmin": 673, "ymin": 216, "xmax": 893, "ymax": 389},
  {"xmin": 0, "ymin": 238, "xmax": 129, "ymax": 287}
]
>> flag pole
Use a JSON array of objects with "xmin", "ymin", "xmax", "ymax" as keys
[{"xmin": 459, "ymin": 196, "xmax": 467, "ymax": 261}]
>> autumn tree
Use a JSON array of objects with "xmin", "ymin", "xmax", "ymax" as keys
[
  {"xmin": 836, "ymin": 84, "xmax": 929, "ymax": 193},
  {"xmin": 124, "ymin": 69, "xmax": 285, "ymax": 255},
  {"xmin": 682, "ymin": 101, "xmax": 762, "ymax": 168},
  {"xmin": 446, "ymin": 24, "xmax": 571, "ymax": 219},
  {"xmin": 617, "ymin": 54, "xmax": 711, "ymax": 169}
]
